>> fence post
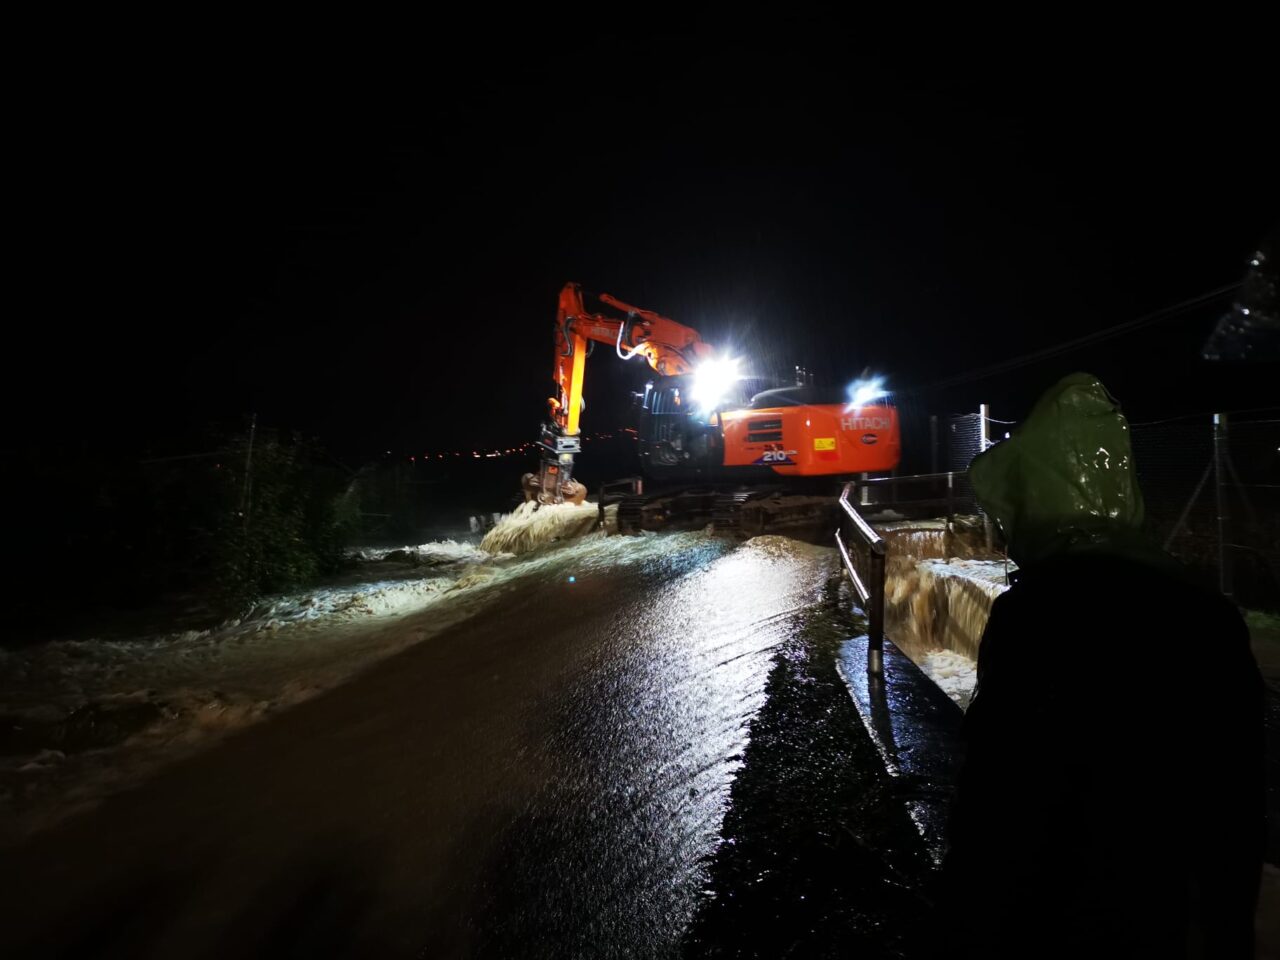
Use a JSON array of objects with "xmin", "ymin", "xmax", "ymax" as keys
[
  {"xmin": 1213, "ymin": 413, "xmax": 1233, "ymax": 598},
  {"xmin": 978, "ymin": 404, "xmax": 994, "ymax": 552},
  {"xmin": 930, "ymin": 414, "xmax": 939, "ymax": 474},
  {"xmin": 945, "ymin": 471, "xmax": 954, "ymax": 562},
  {"xmin": 239, "ymin": 412, "xmax": 257, "ymax": 530}
]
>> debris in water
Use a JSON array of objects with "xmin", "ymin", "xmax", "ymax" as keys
[{"xmin": 480, "ymin": 500, "xmax": 600, "ymax": 555}]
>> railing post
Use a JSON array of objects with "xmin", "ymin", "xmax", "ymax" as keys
[
  {"xmin": 836, "ymin": 483, "xmax": 887, "ymax": 676},
  {"xmin": 868, "ymin": 544, "xmax": 885, "ymax": 675},
  {"xmin": 1213, "ymin": 413, "xmax": 1233, "ymax": 598}
]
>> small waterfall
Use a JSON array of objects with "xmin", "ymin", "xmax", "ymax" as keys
[
  {"xmin": 876, "ymin": 519, "xmax": 992, "ymax": 561},
  {"xmin": 884, "ymin": 558, "xmax": 1009, "ymax": 662},
  {"xmin": 876, "ymin": 520, "xmax": 1012, "ymax": 707}
]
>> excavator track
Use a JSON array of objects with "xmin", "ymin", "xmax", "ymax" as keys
[
  {"xmin": 711, "ymin": 490, "xmax": 759, "ymax": 537},
  {"xmin": 616, "ymin": 495, "xmax": 650, "ymax": 534},
  {"xmin": 612, "ymin": 482, "xmax": 841, "ymax": 543},
  {"xmin": 615, "ymin": 489, "xmax": 722, "ymax": 535}
]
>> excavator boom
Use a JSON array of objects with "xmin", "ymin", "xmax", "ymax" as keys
[{"xmin": 532, "ymin": 283, "xmax": 713, "ymax": 504}]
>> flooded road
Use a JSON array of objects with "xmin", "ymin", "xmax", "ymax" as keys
[{"xmin": 1, "ymin": 533, "xmax": 920, "ymax": 957}]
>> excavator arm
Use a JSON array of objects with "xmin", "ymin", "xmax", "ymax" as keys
[{"xmin": 529, "ymin": 283, "xmax": 714, "ymax": 505}]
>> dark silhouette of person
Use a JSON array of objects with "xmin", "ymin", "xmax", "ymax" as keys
[{"xmin": 936, "ymin": 373, "xmax": 1265, "ymax": 958}]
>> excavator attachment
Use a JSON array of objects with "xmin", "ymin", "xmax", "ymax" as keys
[
  {"xmin": 524, "ymin": 426, "xmax": 586, "ymax": 505},
  {"xmin": 524, "ymin": 465, "xmax": 587, "ymax": 506},
  {"xmin": 522, "ymin": 467, "xmax": 587, "ymax": 505}
]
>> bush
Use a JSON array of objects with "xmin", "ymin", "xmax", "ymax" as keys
[
  {"xmin": 210, "ymin": 432, "xmax": 359, "ymax": 605},
  {"xmin": 4, "ymin": 426, "xmax": 361, "ymax": 633}
]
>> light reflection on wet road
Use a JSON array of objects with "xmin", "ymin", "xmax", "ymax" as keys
[{"xmin": 1, "ymin": 534, "xmax": 834, "ymax": 958}]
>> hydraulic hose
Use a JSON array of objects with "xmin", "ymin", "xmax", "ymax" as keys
[{"xmin": 616, "ymin": 316, "xmax": 643, "ymax": 361}]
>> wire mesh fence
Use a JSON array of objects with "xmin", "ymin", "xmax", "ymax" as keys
[
  {"xmin": 936, "ymin": 407, "xmax": 1280, "ymax": 610},
  {"xmin": 1132, "ymin": 414, "xmax": 1280, "ymax": 610},
  {"xmin": 946, "ymin": 413, "xmax": 985, "ymax": 473},
  {"xmin": 942, "ymin": 412, "xmax": 987, "ymax": 514}
]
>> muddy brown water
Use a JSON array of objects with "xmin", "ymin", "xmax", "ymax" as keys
[{"xmin": 0, "ymin": 534, "xmax": 929, "ymax": 958}]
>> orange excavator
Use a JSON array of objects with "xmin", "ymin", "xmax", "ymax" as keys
[{"xmin": 526, "ymin": 283, "xmax": 901, "ymax": 531}]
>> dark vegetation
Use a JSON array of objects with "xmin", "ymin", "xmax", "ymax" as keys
[
  {"xmin": 7, "ymin": 426, "xmax": 361, "ymax": 640},
  {"xmin": 4, "ymin": 422, "xmax": 647, "ymax": 644}
]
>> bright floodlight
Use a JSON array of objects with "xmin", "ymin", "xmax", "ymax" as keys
[
  {"xmin": 690, "ymin": 357, "xmax": 741, "ymax": 411},
  {"xmin": 847, "ymin": 376, "xmax": 888, "ymax": 409}
]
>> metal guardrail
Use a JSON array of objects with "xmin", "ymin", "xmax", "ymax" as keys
[
  {"xmin": 853, "ymin": 470, "xmax": 994, "ymax": 557},
  {"xmin": 836, "ymin": 482, "xmax": 887, "ymax": 675},
  {"xmin": 854, "ymin": 470, "xmax": 964, "ymax": 521}
]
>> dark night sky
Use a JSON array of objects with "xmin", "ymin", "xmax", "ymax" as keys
[{"xmin": 18, "ymin": 43, "xmax": 1277, "ymax": 461}]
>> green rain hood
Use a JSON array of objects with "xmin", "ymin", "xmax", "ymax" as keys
[{"xmin": 968, "ymin": 373, "xmax": 1163, "ymax": 570}]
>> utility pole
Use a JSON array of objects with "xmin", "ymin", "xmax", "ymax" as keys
[
  {"xmin": 240, "ymin": 412, "xmax": 257, "ymax": 530},
  {"xmin": 1213, "ymin": 413, "xmax": 1232, "ymax": 597}
]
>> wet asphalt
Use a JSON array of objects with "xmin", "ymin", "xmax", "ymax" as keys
[{"xmin": 0, "ymin": 536, "xmax": 932, "ymax": 958}]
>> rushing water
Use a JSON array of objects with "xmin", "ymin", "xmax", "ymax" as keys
[
  {"xmin": 0, "ymin": 529, "xmax": 729, "ymax": 841},
  {"xmin": 877, "ymin": 521, "xmax": 1012, "ymax": 708},
  {"xmin": 2, "ymin": 531, "xmax": 883, "ymax": 958}
]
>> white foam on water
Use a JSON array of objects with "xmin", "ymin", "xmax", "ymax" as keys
[
  {"xmin": 916, "ymin": 558, "xmax": 1012, "ymax": 594},
  {"xmin": 0, "ymin": 527, "xmax": 734, "ymax": 838},
  {"xmin": 480, "ymin": 500, "xmax": 600, "ymax": 555},
  {"xmin": 918, "ymin": 649, "xmax": 979, "ymax": 707},
  {"xmin": 349, "ymin": 540, "xmax": 493, "ymax": 564}
]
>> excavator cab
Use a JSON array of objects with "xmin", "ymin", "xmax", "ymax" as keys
[
  {"xmin": 638, "ymin": 375, "xmax": 791, "ymax": 479},
  {"xmin": 636, "ymin": 374, "xmax": 901, "ymax": 484},
  {"xmin": 637, "ymin": 375, "xmax": 724, "ymax": 477}
]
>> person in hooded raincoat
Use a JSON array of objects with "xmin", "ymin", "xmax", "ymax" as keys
[{"xmin": 935, "ymin": 373, "xmax": 1264, "ymax": 958}]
